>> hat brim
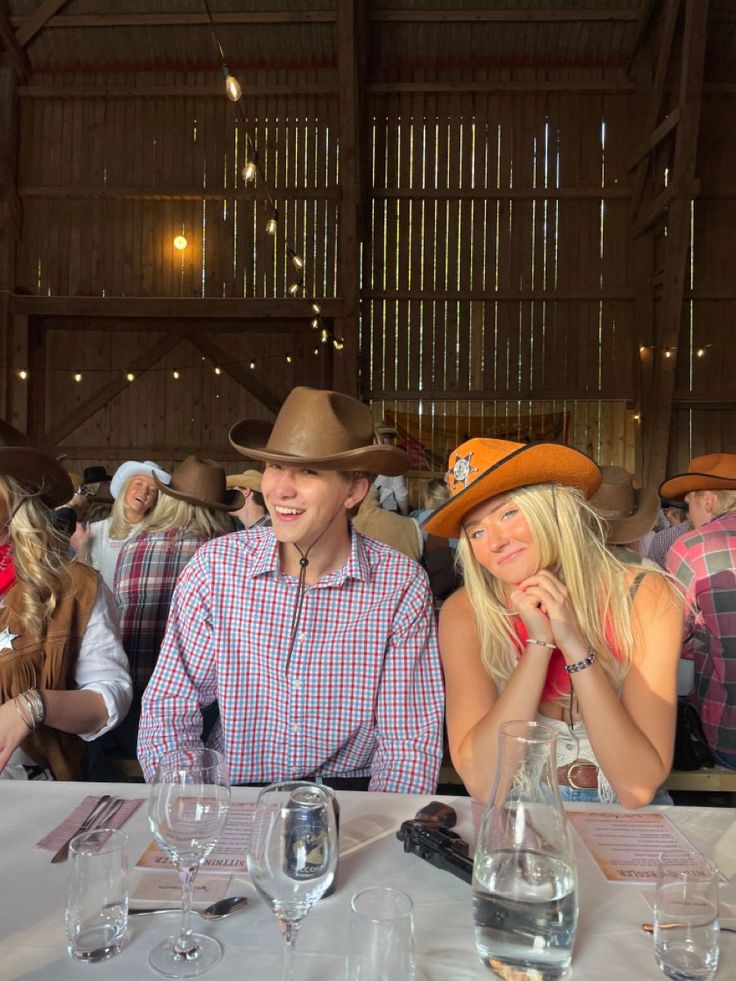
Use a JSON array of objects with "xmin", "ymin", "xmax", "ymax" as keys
[
  {"xmin": 153, "ymin": 474, "xmax": 243, "ymax": 512},
  {"xmin": 229, "ymin": 420, "xmax": 410, "ymax": 476},
  {"xmin": 659, "ymin": 472, "xmax": 736, "ymax": 501},
  {"xmin": 599, "ymin": 486, "xmax": 660, "ymax": 545},
  {"xmin": 0, "ymin": 447, "xmax": 74, "ymax": 508},
  {"xmin": 422, "ymin": 442, "xmax": 602, "ymax": 539}
]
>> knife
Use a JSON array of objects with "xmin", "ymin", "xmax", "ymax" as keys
[{"xmin": 51, "ymin": 794, "xmax": 111, "ymax": 864}]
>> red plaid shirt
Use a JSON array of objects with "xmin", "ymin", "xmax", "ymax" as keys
[
  {"xmin": 667, "ymin": 511, "xmax": 736, "ymax": 758},
  {"xmin": 138, "ymin": 527, "xmax": 444, "ymax": 792}
]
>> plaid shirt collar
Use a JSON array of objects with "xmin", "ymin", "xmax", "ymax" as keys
[{"xmin": 244, "ymin": 525, "xmax": 372, "ymax": 585}]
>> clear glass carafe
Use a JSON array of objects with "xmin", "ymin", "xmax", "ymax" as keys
[{"xmin": 473, "ymin": 720, "xmax": 578, "ymax": 980}]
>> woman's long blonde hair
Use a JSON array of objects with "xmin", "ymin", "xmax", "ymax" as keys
[
  {"xmin": 0, "ymin": 475, "xmax": 73, "ymax": 640},
  {"xmin": 458, "ymin": 482, "xmax": 671, "ymax": 699},
  {"xmin": 140, "ymin": 492, "xmax": 234, "ymax": 539},
  {"xmin": 108, "ymin": 475, "xmax": 153, "ymax": 540}
]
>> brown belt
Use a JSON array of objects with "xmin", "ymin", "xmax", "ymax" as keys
[{"xmin": 558, "ymin": 760, "xmax": 599, "ymax": 790}]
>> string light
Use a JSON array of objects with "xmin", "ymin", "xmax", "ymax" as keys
[
  {"xmin": 320, "ymin": 327, "xmax": 330, "ymax": 343},
  {"xmin": 314, "ymin": 348, "xmax": 319, "ymax": 356},
  {"xmin": 633, "ymin": 412, "xmax": 641, "ymax": 421},
  {"xmin": 311, "ymin": 302, "xmax": 322, "ymax": 315},
  {"xmin": 242, "ymin": 151, "xmax": 258, "ymax": 184},
  {"xmin": 288, "ymin": 280, "xmax": 303, "ymax": 297},
  {"xmin": 265, "ymin": 207, "xmax": 278, "ymax": 237},
  {"xmin": 73, "ymin": 371, "xmax": 83, "ymax": 383},
  {"xmin": 286, "ymin": 354, "xmax": 292, "ymax": 364},
  {"xmin": 287, "ymin": 247, "xmax": 304, "ymax": 271},
  {"xmin": 333, "ymin": 337, "xmax": 345, "ymax": 351},
  {"xmin": 223, "ymin": 65, "xmax": 242, "ymax": 102},
  {"xmin": 172, "ymin": 370, "xmax": 180, "ymax": 379},
  {"xmin": 249, "ymin": 360, "xmax": 255, "ymax": 370},
  {"xmin": 214, "ymin": 366, "xmax": 222, "ymax": 375},
  {"xmin": 664, "ymin": 348, "xmax": 673, "ymax": 358},
  {"xmin": 696, "ymin": 348, "xmax": 706, "ymax": 358},
  {"xmin": 311, "ymin": 317, "xmax": 320, "ymax": 330},
  {"xmin": 173, "ymin": 235, "xmax": 188, "ymax": 251},
  {"xmin": 17, "ymin": 368, "xmax": 28, "ymax": 380},
  {"xmin": 125, "ymin": 371, "xmax": 135, "ymax": 382}
]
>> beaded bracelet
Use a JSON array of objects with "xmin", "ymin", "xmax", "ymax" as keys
[
  {"xmin": 526, "ymin": 638, "xmax": 556, "ymax": 649},
  {"xmin": 564, "ymin": 650, "xmax": 596, "ymax": 675}
]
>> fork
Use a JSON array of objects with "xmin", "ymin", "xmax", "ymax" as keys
[{"xmin": 50, "ymin": 795, "xmax": 124, "ymax": 864}]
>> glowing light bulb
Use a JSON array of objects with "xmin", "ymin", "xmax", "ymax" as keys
[
  {"xmin": 126, "ymin": 371, "xmax": 135, "ymax": 382},
  {"xmin": 173, "ymin": 235, "xmax": 188, "ymax": 250},
  {"xmin": 18, "ymin": 369, "xmax": 28, "ymax": 380},
  {"xmin": 320, "ymin": 328, "xmax": 330, "ymax": 343},
  {"xmin": 214, "ymin": 366, "xmax": 222, "ymax": 375},
  {"xmin": 311, "ymin": 302, "xmax": 321, "ymax": 315},
  {"xmin": 634, "ymin": 412, "xmax": 641, "ymax": 421},
  {"xmin": 311, "ymin": 317, "xmax": 320, "ymax": 330},
  {"xmin": 172, "ymin": 370, "xmax": 180, "ymax": 379},
  {"xmin": 664, "ymin": 349, "xmax": 672, "ymax": 358},
  {"xmin": 288, "ymin": 281, "xmax": 301, "ymax": 297},
  {"xmin": 286, "ymin": 354, "xmax": 292, "ymax": 364},
  {"xmin": 288, "ymin": 248, "xmax": 304, "ymax": 271},
  {"xmin": 224, "ymin": 74, "xmax": 241, "ymax": 102},
  {"xmin": 265, "ymin": 207, "xmax": 278, "ymax": 236},
  {"xmin": 696, "ymin": 347, "xmax": 706, "ymax": 358},
  {"xmin": 333, "ymin": 337, "xmax": 345, "ymax": 351},
  {"xmin": 73, "ymin": 371, "xmax": 83, "ymax": 383},
  {"xmin": 242, "ymin": 160, "xmax": 257, "ymax": 183},
  {"xmin": 249, "ymin": 361, "xmax": 255, "ymax": 370},
  {"xmin": 314, "ymin": 348, "xmax": 319, "ymax": 355}
]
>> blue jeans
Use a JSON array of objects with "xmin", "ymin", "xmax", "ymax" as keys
[{"xmin": 558, "ymin": 785, "xmax": 673, "ymax": 805}]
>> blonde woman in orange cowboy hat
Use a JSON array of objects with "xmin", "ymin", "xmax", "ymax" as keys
[{"xmin": 424, "ymin": 438, "xmax": 683, "ymax": 808}]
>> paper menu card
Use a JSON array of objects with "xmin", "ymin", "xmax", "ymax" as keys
[
  {"xmin": 137, "ymin": 801, "xmax": 254, "ymax": 875},
  {"xmin": 568, "ymin": 810, "xmax": 720, "ymax": 884}
]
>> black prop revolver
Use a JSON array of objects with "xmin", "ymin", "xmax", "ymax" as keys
[{"xmin": 396, "ymin": 801, "xmax": 473, "ymax": 884}]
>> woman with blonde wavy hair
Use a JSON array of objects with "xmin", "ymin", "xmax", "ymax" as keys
[
  {"xmin": 70, "ymin": 459, "xmax": 171, "ymax": 590},
  {"xmin": 424, "ymin": 437, "xmax": 683, "ymax": 808},
  {"xmin": 0, "ymin": 425, "xmax": 132, "ymax": 780},
  {"xmin": 96, "ymin": 457, "xmax": 240, "ymax": 765}
]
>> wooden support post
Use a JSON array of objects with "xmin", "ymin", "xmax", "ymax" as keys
[
  {"xmin": 641, "ymin": 0, "xmax": 709, "ymax": 488},
  {"xmin": 336, "ymin": 0, "xmax": 362, "ymax": 396},
  {"xmin": 0, "ymin": 57, "xmax": 18, "ymax": 420}
]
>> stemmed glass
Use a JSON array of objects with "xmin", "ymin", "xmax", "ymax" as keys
[
  {"xmin": 147, "ymin": 748, "xmax": 230, "ymax": 978},
  {"xmin": 248, "ymin": 781, "xmax": 338, "ymax": 981}
]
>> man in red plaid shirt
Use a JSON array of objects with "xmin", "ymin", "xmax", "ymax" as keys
[
  {"xmin": 661, "ymin": 454, "xmax": 736, "ymax": 767},
  {"xmin": 138, "ymin": 388, "xmax": 444, "ymax": 792}
]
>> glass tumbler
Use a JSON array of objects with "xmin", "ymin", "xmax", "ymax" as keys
[
  {"xmin": 654, "ymin": 850, "xmax": 720, "ymax": 981},
  {"xmin": 346, "ymin": 886, "xmax": 416, "ymax": 981},
  {"xmin": 65, "ymin": 827, "xmax": 128, "ymax": 962}
]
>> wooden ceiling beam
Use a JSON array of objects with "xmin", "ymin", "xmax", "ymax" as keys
[
  {"xmin": 10, "ymin": 295, "xmax": 342, "ymax": 318},
  {"xmin": 15, "ymin": 0, "xmax": 69, "ymax": 48},
  {"xmin": 371, "ymin": 9, "xmax": 640, "ymax": 23},
  {"xmin": 0, "ymin": 1, "xmax": 30, "ymax": 81},
  {"xmin": 10, "ymin": 11, "xmax": 335, "ymax": 29},
  {"xmin": 44, "ymin": 316, "xmax": 315, "ymax": 334}
]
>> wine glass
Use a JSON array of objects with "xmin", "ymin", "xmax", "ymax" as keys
[
  {"xmin": 248, "ymin": 781, "xmax": 338, "ymax": 981},
  {"xmin": 147, "ymin": 747, "xmax": 230, "ymax": 978}
]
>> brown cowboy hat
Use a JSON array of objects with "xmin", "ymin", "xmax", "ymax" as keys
[
  {"xmin": 422, "ymin": 437, "xmax": 602, "ymax": 539},
  {"xmin": 226, "ymin": 469, "xmax": 262, "ymax": 492},
  {"xmin": 590, "ymin": 466, "xmax": 659, "ymax": 545},
  {"xmin": 229, "ymin": 387, "xmax": 410, "ymax": 476},
  {"xmin": 659, "ymin": 453, "xmax": 736, "ymax": 501},
  {"xmin": 154, "ymin": 456, "xmax": 243, "ymax": 512},
  {"xmin": 0, "ymin": 419, "xmax": 74, "ymax": 508}
]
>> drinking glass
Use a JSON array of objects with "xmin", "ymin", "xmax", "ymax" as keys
[
  {"xmin": 346, "ymin": 886, "xmax": 416, "ymax": 980},
  {"xmin": 65, "ymin": 827, "xmax": 128, "ymax": 962},
  {"xmin": 654, "ymin": 850, "xmax": 720, "ymax": 981},
  {"xmin": 247, "ymin": 781, "xmax": 338, "ymax": 981},
  {"xmin": 147, "ymin": 747, "xmax": 230, "ymax": 978}
]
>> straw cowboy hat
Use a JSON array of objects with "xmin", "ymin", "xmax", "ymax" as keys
[
  {"xmin": 226, "ymin": 469, "xmax": 263, "ymax": 492},
  {"xmin": 590, "ymin": 466, "xmax": 659, "ymax": 545},
  {"xmin": 659, "ymin": 453, "xmax": 736, "ymax": 501},
  {"xmin": 422, "ymin": 437, "xmax": 602, "ymax": 539},
  {"xmin": 229, "ymin": 387, "xmax": 410, "ymax": 476},
  {"xmin": 110, "ymin": 460, "xmax": 171, "ymax": 499},
  {"xmin": 0, "ymin": 419, "xmax": 74, "ymax": 508},
  {"xmin": 154, "ymin": 456, "xmax": 243, "ymax": 512}
]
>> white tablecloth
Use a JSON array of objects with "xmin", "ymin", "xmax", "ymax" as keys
[{"xmin": 0, "ymin": 782, "xmax": 734, "ymax": 980}]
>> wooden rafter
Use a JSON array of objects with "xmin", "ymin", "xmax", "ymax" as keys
[
  {"xmin": 15, "ymin": 0, "xmax": 69, "ymax": 48},
  {"xmin": 185, "ymin": 331, "xmax": 282, "ymax": 416},
  {"xmin": 0, "ymin": 0, "xmax": 30, "ymax": 81}
]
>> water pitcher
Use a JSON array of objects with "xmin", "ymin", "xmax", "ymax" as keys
[{"xmin": 473, "ymin": 720, "xmax": 578, "ymax": 980}]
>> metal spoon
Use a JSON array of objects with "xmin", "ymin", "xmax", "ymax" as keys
[
  {"xmin": 641, "ymin": 922, "xmax": 736, "ymax": 935},
  {"xmin": 129, "ymin": 896, "xmax": 249, "ymax": 919}
]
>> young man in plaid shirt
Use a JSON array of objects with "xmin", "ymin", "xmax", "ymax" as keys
[
  {"xmin": 138, "ymin": 388, "xmax": 444, "ymax": 792},
  {"xmin": 661, "ymin": 454, "xmax": 736, "ymax": 767}
]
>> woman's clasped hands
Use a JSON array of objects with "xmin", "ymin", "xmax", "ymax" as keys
[{"xmin": 509, "ymin": 569, "xmax": 586, "ymax": 653}]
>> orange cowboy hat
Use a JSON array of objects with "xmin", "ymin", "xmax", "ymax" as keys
[
  {"xmin": 659, "ymin": 453, "xmax": 736, "ymax": 501},
  {"xmin": 590, "ymin": 466, "xmax": 659, "ymax": 545},
  {"xmin": 229, "ymin": 387, "xmax": 410, "ymax": 476},
  {"xmin": 422, "ymin": 438, "xmax": 602, "ymax": 539}
]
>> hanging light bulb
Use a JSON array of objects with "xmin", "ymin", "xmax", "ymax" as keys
[
  {"xmin": 287, "ymin": 247, "xmax": 304, "ymax": 271},
  {"xmin": 311, "ymin": 302, "xmax": 321, "ymax": 315},
  {"xmin": 286, "ymin": 354, "xmax": 293, "ymax": 364},
  {"xmin": 173, "ymin": 235, "xmax": 188, "ymax": 251},
  {"xmin": 172, "ymin": 370, "xmax": 180, "ymax": 379},
  {"xmin": 73, "ymin": 371, "xmax": 83, "ymax": 383},
  {"xmin": 242, "ymin": 151, "xmax": 259, "ymax": 184},
  {"xmin": 664, "ymin": 348, "xmax": 673, "ymax": 359},
  {"xmin": 126, "ymin": 371, "xmax": 135, "ymax": 382},
  {"xmin": 311, "ymin": 317, "xmax": 320, "ymax": 330},
  {"xmin": 314, "ymin": 348, "xmax": 319, "ymax": 356},
  {"xmin": 214, "ymin": 366, "xmax": 222, "ymax": 375},
  {"xmin": 696, "ymin": 347, "xmax": 706, "ymax": 358},
  {"xmin": 333, "ymin": 337, "xmax": 345, "ymax": 351},
  {"xmin": 320, "ymin": 328, "xmax": 330, "ymax": 343},
  {"xmin": 249, "ymin": 360, "xmax": 255, "ymax": 370},
  {"xmin": 222, "ymin": 64, "xmax": 242, "ymax": 102},
  {"xmin": 288, "ymin": 280, "xmax": 303, "ymax": 297},
  {"xmin": 265, "ymin": 207, "xmax": 278, "ymax": 237},
  {"xmin": 18, "ymin": 368, "xmax": 28, "ymax": 380}
]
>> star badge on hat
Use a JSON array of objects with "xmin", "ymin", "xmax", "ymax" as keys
[
  {"xmin": 449, "ymin": 450, "xmax": 478, "ymax": 490},
  {"xmin": 0, "ymin": 627, "xmax": 18, "ymax": 654}
]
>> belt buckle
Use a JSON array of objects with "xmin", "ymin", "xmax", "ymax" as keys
[{"xmin": 566, "ymin": 761, "xmax": 596, "ymax": 790}]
